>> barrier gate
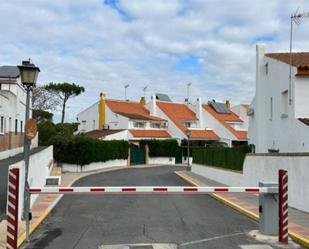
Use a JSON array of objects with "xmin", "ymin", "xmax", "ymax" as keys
[{"xmin": 6, "ymin": 168, "xmax": 289, "ymax": 248}]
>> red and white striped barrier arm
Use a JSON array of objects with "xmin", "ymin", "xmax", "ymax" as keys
[
  {"xmin": 29, "ymin": 186, "xmax": 278, "ymax": 194},
  {"xmin": 279, "ymin": 169, "xmax": 288, "ymax": 244},
  {"xmin": 7, "ymin": 168, "xmax": 19, "ymax": 249}
]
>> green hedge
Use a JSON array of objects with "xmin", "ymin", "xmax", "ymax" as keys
[
  {"xmin": 192, "ymin": 145, "xmax": 251, "ymax": 171},
  {"xmin": 50, "ymin": 135, "xmax": 129, "ymax": 165},
  {"xmin": 140, "ymin": 139, "xmax": 179, "ymax": 157}
]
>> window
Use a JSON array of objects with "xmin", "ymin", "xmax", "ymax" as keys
[
  {"xmin": 150, "ymin": 122, "xmax": 160, "ymax": 129},
  {"xmin": 93, "ymin": 120, "xmax": 96, "ymax": 130},
  {"xmin": 281, "ymin": 90, "xmax": 288, "ymax": 118},
  {"xmin": 269, "ymin": 97, "xmax": 273, "ymax": 121},
  {"xmin": 15, "ymin": 119, "xmax": 18, "ymax": 134},
  {"xmin": 265, "ymin": 62, "xmax": 269, "ymax": 75},
  {"xmin": 133, "ymin": 121, "xmax": 145, "ymax": 128},
  {"xmin": 20, "ymin": 121, "xmax": 23, "ymax": 133},
  {"xmin": 0, "ymin": 117, "xmax": 4, "ymax": 134},
  {"xmin": 184, "ymin": 121, "xmax": 191, "ymax": 128}
]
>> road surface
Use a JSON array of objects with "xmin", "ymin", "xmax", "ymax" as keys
[{"xmin": 22, "ymin": 166, "xmax": 301, "ymax": 249}]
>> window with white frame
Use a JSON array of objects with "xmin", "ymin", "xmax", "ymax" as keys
[
  {"xmin": 150, "ymin": 122, "xmax": 161, "ymax": 129},
  {"xmin": 133, "ymin": 121, "xmax": 145, "ymax": 128}
]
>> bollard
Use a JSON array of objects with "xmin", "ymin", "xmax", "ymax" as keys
[
  {"xmin": 259, "ymin": 182, "xmax": 278, "ymax": 235},
  {"xmin": 279, "ymin": 169, "xmax": 288, "ymax": 244}
]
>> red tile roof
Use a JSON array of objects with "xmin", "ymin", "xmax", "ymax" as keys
[
  {"xmin": 203, "ymin": 104, "xmax": 247, "ymax": 140},
  {"xmin": 190, "ymin": 130, "xmax": 219, "ymax": 140},
  {"xmin": 84, "ymin": 129, "xmax": 125, "ymax": 139},
  {"xmin": 265, "ymin": 52, "xmax": 309, "ymax": 68},
  {"xmin": 105, "ymin": 99, "xmax": 164, "ymax": 121},
  {"xmin": 157, "ymin": 101, "xmax": 218, "ymax": 139},
  {"xmin": 129, "ymin": 129, "xmax": 171, "ymax": 138}
]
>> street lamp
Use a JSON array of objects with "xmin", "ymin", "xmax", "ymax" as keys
[
  {"xmin": 18, "ymin": 60, "xmax": 40, "ymax": 242},
  {"xmin": 185, "ymin": 129, "xmax": 192, "ymax": 171}
]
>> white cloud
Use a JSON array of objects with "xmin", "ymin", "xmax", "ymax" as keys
[{"xmin": 1, "ymin": 0, "xmax": 309, "ymax": 122}]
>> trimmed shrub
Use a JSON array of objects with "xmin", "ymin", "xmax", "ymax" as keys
[
  {"xmin": 192, "ymin": 145, "xmax": 251, "ymax": 171},
  {"xmin": 140, "ymin": 139, "xmax": 179, "ymax": 157},
  {"xmin": 51, "ymin": 135, "xmax": 129, "ymax": 165}
]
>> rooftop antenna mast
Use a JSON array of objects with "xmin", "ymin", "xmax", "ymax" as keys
[
  {"xmin": 143, "ymin": 86, "xmax": 148, "ymax": 98},
  {"xmin": 124, "ymin": 84, "xmax": 130, "ymax": 100},
  {"xmin": 288, "ymin": 9, "xmax": 309, "ymax": 105}
]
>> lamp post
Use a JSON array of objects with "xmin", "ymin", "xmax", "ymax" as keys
[
  {"xmin": 186, "ymin": 129, "xmax": 192, "ymax": 171},
  {"xmin": 18, "ymin": 60, "xmax": 40, "ymax": 242}
]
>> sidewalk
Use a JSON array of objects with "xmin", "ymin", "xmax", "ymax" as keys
[
  {"xmin": 0, "ymin": 166, "xmax": 127, "ymax": 249},
  {"xmin": 175, "ymin": 170, "xmax": 309, "ymax": 248}
]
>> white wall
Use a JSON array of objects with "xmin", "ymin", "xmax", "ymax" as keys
[
  {"xmin": 62, "ymin": 159, "xmax": 127, "ymax": 172},
  {"xmin": 294, "ymin": 76, "xmax": 309, "ymax": 118},
  {"xmin": 248, "ymin": 44, "xmax": 309, "ymax": 153},
  {"xmin": 106, "ymin": 105, "xmax": 129, "ymax": 129},
  {"xmin": 148, "ymin": 157, "xmax": 175, "ymax": 165},
  {"xmin": 200, "ymin": 108, "xmax": 235, "ymax": 147},
  {"xmin": 192, "ymin": 154, "xmax": 309, "ymax": 212},
  {"xmin": 8, "ymin": 146, "xmax": 53, "ymax": 220},
  {"xmin": 231, "ymin": 105, "xmax": 249, "ymax": 130},
  {"xmin": 77, "ymin": 101, "xmax": 99, "ymax": 132}
]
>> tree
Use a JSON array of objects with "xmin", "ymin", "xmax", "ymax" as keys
[
  {"xmin": 32, "ymin": 109, "xmax": 53, "ymax": 123},
  {"xmin": 32, "ymin": 86, "xmax": 60, "ymax": 111},
  {"xmin": 45, "ymin": 82, "xmax": 85, "ymax": 123}
]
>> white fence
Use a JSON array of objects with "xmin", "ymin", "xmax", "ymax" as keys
[
  {"xmin": 192, "ymin": 154, "xmax": 309, "ymax": 212},
  {"xmin": 61, "ymin": 159, "xmax": 128, "ymax": 172},
  {"xmin": 8, "ymin": 146, "xmax": 53, "ymax": 220}
]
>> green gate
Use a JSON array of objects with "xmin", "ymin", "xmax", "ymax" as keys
[
  {"xmin": 175, "ymin": 147, "xmax": 182, "ymax": 164},
  {"xmin": 130, "ymin": 144, "xmax": 146, "ymax": 165}
]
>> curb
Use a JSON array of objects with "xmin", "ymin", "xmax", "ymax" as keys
[{"xmin": 174, "ymin": 171, "xmax": 309, "ymax": 249}]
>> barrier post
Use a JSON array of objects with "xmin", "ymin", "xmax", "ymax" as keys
[
  {"xmin": 278, "ymin": 169, "xmax": 288, "ymax": 244},
  {"xmin": 7, "ymin": 168, "xmax": 20, "ymax": 249}
]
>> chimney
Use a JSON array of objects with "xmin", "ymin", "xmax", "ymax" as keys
[
  {"xmin": 150, "ymin": 95, "xmax": 157, "ymax": 115},
  {"xmin": 98, "ymin": 92, "xmax": 106, "ymax": 129},
  {"xmin": 196, "ymin": 97, "xmax": 203, "ymax": 126},
  {"xmin": 140, "ymin": 97, "xmax": 146, "ymax": 106},
  {"xmin": 226, "ymin": 100, "xmax": 230, "ymax": 109}
]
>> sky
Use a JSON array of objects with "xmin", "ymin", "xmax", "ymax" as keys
[{"xmin": 1, "ymin": 0, "xmax": 309, "ymax": 123}]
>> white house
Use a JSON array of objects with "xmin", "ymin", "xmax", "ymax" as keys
[
  {"xmin": 248, "ymin": 44, "xmax": 309, "ymax": 153},
  {"xmin": 77, "ymin": 94, "xmax": 171, "ymax": 140},
  {"xmin": 147, "ymin": 95, "xmax": 219, "ymax": 144},
  {"xmin": 189, "ymin": 98, "xmax": 247, "ymax": 147},
  {"xmin": 0, "ymin": 65, "xmax": 28, "ymax": 159}
]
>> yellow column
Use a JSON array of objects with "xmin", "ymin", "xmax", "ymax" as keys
[{"xmin": 98, "ymin": 93, "xmax": 106, "ymax": 129}]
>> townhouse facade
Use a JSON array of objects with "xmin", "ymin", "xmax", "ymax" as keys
[
  {"xmin": 248, "ymin": 44, "xmax": 309, "ymax": 153},
  {"xmin": 0, "ymin": 65, "xmax": 27, "ymax": 159},
  {"xmin": 147, "ymin": 95, "xmax": 219, "ymax": 144},
  {"xmin": 77, "ymin": 93, "xmax": 171, "ymax": 140},
  {"xmin": 77, "ymin": 93, "xmax": 248, "ymax": 146}
]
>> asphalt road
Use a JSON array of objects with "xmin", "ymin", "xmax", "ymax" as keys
[
  {"xmin": 22, "ymin": 166, "xmax": 301, "ymax": 249},
  {"xmin": 0, "ymin": 146, "xmax": 46, "ymax": 220}
]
